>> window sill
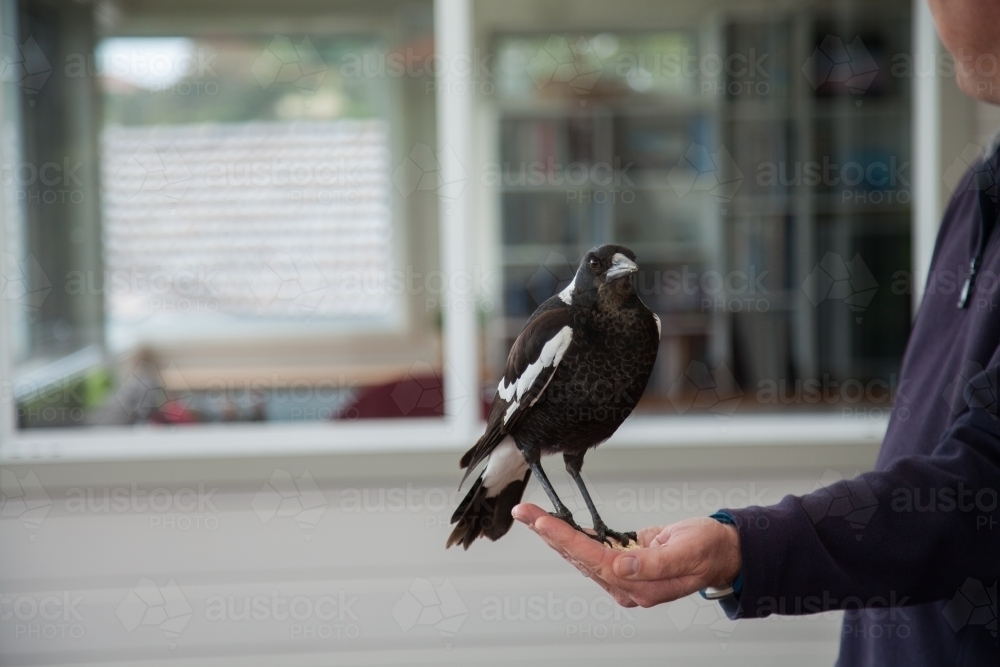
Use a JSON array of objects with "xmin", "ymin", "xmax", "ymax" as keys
[{"xmin": 1, "ymin": 412, "xmax": 888, "ymax": 463}]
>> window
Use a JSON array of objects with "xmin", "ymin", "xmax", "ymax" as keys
[
  {"xmin": 0, "ymin": 0, "xmax": 928, "ymax": 459},
  {"xmin": 483, "ymin": 0, "xmax": 913, "ymax": 423},
  {"xmin": 3, "ymin": 0, "xmax": 450, "ymax": 438}
]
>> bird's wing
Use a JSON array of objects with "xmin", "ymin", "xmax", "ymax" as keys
[{"xmin": 459, "ymin": 305, "xmax": 577, "ymax": 477}]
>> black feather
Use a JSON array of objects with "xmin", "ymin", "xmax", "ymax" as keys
[
  {"xmin": 447, "ymin": 471, "xmax": 531, "ymax": 549},
  {"xmin": 459, "ymin": 307, "xmax": 577, "ymax": 485}
]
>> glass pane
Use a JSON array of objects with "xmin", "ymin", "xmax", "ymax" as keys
[
  {"xmin": 486, "ymin": 0, "xmax": 912, "ymax": 420},
  {"xmin": 5, "ymin": 0, "xmax": 443, "ymax": 428},
  {"xmin": 99, "ymin": 35, "xmax": 399, "ymax": 347}
]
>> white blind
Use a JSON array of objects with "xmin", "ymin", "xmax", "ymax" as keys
[{"xmin": 101, "ymin": 120, "xmax": 394, "ymax": 326}]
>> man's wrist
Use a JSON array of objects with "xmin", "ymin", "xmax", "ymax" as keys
[
  {"xmin": 720, "ymin": 523, "xmax": 742, "ymax": 585},
  {"xmin": 700, "ymin": 512, "xmax": 743, "ymax": 600}
]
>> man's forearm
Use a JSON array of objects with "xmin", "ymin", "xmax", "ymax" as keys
[{"xmin": 720, "ymin": 408, "xmax": 1000, "ymax": 618}]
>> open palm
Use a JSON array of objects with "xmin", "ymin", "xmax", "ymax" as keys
[{"xmin": 512, "ymin": 503, "xmax": 742, "ymax": 608}]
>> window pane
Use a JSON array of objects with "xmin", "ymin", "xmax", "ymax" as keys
[
  {"xmin": 99, "ymin": 36, "xmax": 399, "ymax": 347},
  {"xmin": 6, "ymin": 0, "xmax": 443, "ymax": 428},
  {"xmin": 486, "ymin": 0, "xmax": 912, "ymax": 419}
]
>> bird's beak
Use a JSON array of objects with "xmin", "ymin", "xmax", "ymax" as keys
[{"xmin": 605, "ymin": 253, "xmax": 638, "ymax": 280}]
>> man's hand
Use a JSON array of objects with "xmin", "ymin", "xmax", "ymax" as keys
[{"xmin": 512, "ymin": 503, "xmax": 742, "ymax": 608}]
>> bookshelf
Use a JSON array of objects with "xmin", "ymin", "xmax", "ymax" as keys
[
  {"xmin": 492, "ymin": 96, "xmax": 724, "ymax": 407},
  {"xmin": 487, "ymin": 5, "xmax": 913, "ymax": 416}
]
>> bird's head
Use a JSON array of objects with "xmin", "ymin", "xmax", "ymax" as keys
[{"xmin": 559, "ymin": 244, "xmax": 639, "ymax": 309}]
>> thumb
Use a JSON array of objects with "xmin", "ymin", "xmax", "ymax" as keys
[{"xmin": 613, "ymin": 536, "xmax": 692, "ymax": 581}]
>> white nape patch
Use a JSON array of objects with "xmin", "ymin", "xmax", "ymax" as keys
[
  {"xmin": 653, "ymin": 313, "xmax": 661, "ymax": 338},
  {"xmin": 497, "ymin": 326, "xmax": 574, "ymax": 423},
  {"xmin": 558, "ymin": 276, "xmax": 576, "ymax": 304},
  {"xmin": 482, "ymin": 437, "xmax": 527, "ymax": 496}
]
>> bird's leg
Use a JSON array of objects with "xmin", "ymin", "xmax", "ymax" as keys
[
  {"xmin": 526, "ymin": 460, "xmax": 582, "ymax": 531},
  {"xmin": 564, "ymin": 452, "xmax": 637, "ymax": 547}
]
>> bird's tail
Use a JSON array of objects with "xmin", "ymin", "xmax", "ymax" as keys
[{"xmin": 446, "ymin": 469, "xmax": 531, "ymax": 549}]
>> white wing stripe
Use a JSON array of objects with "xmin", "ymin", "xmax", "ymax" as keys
[
  {"xmin": 497, "ymin": 378, "xmax": 515, "ymax": 401},
  {"xmin": 514, "ymin": 325, "xmax": 572, "ymax": 399},
  {"xmin": 497, "ymin": 325, "xmax": 573, "ymax": 423}
]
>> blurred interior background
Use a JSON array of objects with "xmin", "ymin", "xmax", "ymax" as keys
[{"xmin": 1, "ymin": 0, "xmax": 997, "ymax": 664}]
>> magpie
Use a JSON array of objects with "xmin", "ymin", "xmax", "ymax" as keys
[{"xmin": 447, "ymin": 244, "xmax": 660, "ymax": 549}]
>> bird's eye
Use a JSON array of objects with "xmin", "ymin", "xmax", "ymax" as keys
[{"xmin": 588, "ymin": 258, "xmax": 601, "ymax": 270}]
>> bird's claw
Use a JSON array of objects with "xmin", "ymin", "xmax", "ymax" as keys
[
  {"xmin": 588, "ymin": 524, "xmax": 638, "ymax": 548},
  {"xmin": 549, "ymin": 512, "xmax": 637, "ymax": 548},
  {"xmin": 549, "ymin": 510, "xmax": 584, "ymax": 532}
]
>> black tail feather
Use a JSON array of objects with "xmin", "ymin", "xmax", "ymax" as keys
[{"xmin": 446, "ymin": 471, "xmax": 531, "ymax": 549}]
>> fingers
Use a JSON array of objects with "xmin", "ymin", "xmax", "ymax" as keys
[
  {"xmin": 512, "ymin": 503, "xmax": 584, "ymax": 560},
  {"xmin": 511, "ymin": 503, "xmax": 548, "ymax": 525},
  {"xmin": 637, "ymin": 525, "xmax": 666, "ymax": 548},
  {"xmin": 513, "ymin": 504, "xmax": 638, "ymax": 606},
  {"xmin": 611, "ymin": 544, "xmax": 687, "ymax": 581},
  {"xmin": 512, "ymin": 505, "xmax": 601, "ymax": 561},
  {"xmin": 561, "ymin": 555, "xmax": 638, "ymax": 607},
  {"xmin": 514, "ymin": 503, "xmax": 681, "ymax": 583},
  {"xmin": 593, "ymin": 578, "xmax": 639, "ymax": 607},
  {"xmin": 534, "ymin": 515, "xmax": 613, "ymax": 569},
  {"xmin": 513, "ymin": 505, "xmax": 710, "ymax": 607}
]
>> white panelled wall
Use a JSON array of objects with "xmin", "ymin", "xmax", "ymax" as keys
[{"xmin": 0, "ymin": 448, "xmax": 869, "ymax": 666}]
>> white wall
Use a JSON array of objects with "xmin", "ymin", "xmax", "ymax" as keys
[{"xmin": 0, "ymin": 445, "xmax": 876, "ymax": 666}]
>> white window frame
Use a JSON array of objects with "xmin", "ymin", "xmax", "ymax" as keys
[{"xmin": 0, "ymin": 0, "xmax": 947, "ymax": 463}]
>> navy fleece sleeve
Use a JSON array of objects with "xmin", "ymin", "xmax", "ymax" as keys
[{"xmin": 721, "ymin": 365, "xmax": 1000, "ymax": 619}]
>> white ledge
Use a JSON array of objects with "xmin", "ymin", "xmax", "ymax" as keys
[
  {"xmin": 607, "ymin": 413, "xmax": 888, "ymax": 448},
  {"xmin": 0, "ymin": 412, "xmax": 888, "ymax": 463}
]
